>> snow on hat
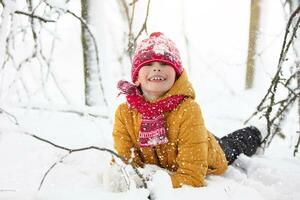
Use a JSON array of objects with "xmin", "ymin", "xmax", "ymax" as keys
[{"xmin": 131, "ymin": 32, "xmax": 183, "ymax": 83}]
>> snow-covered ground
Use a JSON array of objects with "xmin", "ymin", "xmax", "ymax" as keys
[
  {"xmin": 1, "ymin": 108, "xmax": 300, "ymax": 200},
  {"xmin": 0, "ymin": 0, "xmax": 300, "ymax": 199}
]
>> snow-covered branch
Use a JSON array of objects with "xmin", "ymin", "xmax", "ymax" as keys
[
  {"xmin": 22, "ymin": 131, "xmax": 148, "ymax": 191},
  {"xmin": 11, "ymin": 104, "xmax": 109, "ymax": 119},
  {"xmin": 119, "ymin": 0, "xmax": 151, "ymax": 59},
  {"xmin": 132, "ymin": 0, "xmax": 151, "ymax": 47},
  {"xmin": 0, "ymin": 0, "xmax": 73, "ymax": 103},
  {"xmin": 43, "ymin": 0, "xmax": 108, "ymax": 106},
  {"xmin": 245, "ymin": 3, "xmax": 300, "ymax": 153},
  {"xmin": 14, "ymin": 10, "xmax": 56, "ymax": 23}
]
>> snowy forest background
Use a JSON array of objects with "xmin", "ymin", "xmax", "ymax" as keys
[{"xmin": 0, "ymin": 0, "xmax": 300, "ymax": 199}]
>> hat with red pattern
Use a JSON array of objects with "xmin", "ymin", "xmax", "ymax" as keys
[{"xmin": 131, "ymin": 32, "xmax": 183, "ymax": 83}]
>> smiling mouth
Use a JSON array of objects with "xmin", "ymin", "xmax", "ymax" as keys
[{"xmin": 148, "ymin": 76, "xmax": 166, "ymax": 81}]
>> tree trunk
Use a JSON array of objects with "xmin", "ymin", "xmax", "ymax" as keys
[
  {"xmin": 290, "ymin": 0, "xmax": 300, "ymax": 156},
  {"xmin": 245, "ymin": 0, "xmax": 260, "ymax": 89},
  {"xmin": 81, "ymin": 0, "xmax": 103, "ymax": 106}
]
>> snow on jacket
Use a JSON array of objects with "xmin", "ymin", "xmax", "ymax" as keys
[{"xmin": 113, "ymin": 70, "xmax": 228, "ymax": 188}]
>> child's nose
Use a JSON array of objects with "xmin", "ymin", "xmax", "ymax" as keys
[{"xmin": 152, "ymin": 63, "xmax": 161, "ymax": 72}]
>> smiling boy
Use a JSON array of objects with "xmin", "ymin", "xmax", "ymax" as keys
[{"xmin": 113, "ymin": 32, "xmax": 261, "ymax": 188}]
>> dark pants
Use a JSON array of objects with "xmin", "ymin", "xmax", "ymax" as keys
[{"xmin": 216, "ymin": 126, "xmax": 262, "ymax": 165}]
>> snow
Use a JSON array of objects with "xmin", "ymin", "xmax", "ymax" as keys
[
  {"xmin": 1, "ymin": 0, "xmax": 300, "ymax": 200},
  {"xmin": 46, "ymin": 0, "xmax": 69, "ymax": 10},
  {"xmin": 148, "ymin": 170, "xmax": 174, "ymax": 199},
  {"xmin": 0, "ymin": 0, "xmax": 16, "ymax": 67}
]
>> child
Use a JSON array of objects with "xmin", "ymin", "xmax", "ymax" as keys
[{"xmin": 113, "ymin": 32, "xmax": 261, "ymax": 188}]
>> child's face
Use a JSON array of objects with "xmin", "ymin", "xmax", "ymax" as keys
[{"xmin": 136, "ymin": 62, "xmax": 176, "ymax": 101}]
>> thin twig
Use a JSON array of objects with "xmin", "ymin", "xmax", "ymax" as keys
[
  {"xmin": 294, "ymin": 131, "xmax": 300, "ymax": 156},
  {"xmin": 285, "ymin": 71, "xmax": 298, "ymax": 86},
  {"xmin": 245, "ymin": 4, "xmax": 300, "ymax": 124},
  {"xmin": 43, "ymin": 0, "xmax": 108, "ymax": 106},
  {"xmin": 245, "ymin": 95, "xmax": 295, "ymax": 125},
  {"xmin": 0, "ymin": 107, "xmax": 19, "ymax": 125},
  {"xmin": 36, "ymin": 12, "xmax": 71, "ymax": 104},
  {"xmin": 133, "ymin": 0, "xmax": 151, "ymax": 43},
  {"xmin": 253, "ymin": 5, "xmax": 300, "ymax": 115},
  {"xmin": 0, "ymin": 189, "xmax": 16, "ymax": 192},
  {"xmin": 14, "ymin": 10, "xmax": 55, "ymax": 23},
  {"xmin": 23, "ymin": 131, "xmax": 147, "ymax": 190},
  {"xmin": 129, "ymin": 0, "xmax": 136, "ymax": 32},
  {"xmin": 1, "ymin": 11, "xmax": 31, "ymax": 100},
  {"xmin": 38, "ymin": 153, "xmax": 70, "ymax": 190},
  {"xmin": 129, "ymin": 0, "xmax": 139, "ymax": 6},
  {"xmin": 127, "ymin": 0, "xmax": 151, "ymax": 54},
  {"xmin": 13, "ymin": 104, "xmax": 109, "ymax": 119},
  {"xmin": 245, "ymin": 4, "xmax": 300, "ymax": 151},
  {"xmin": 119, "ymin": 0, "xmax": 130, "ymax": 29},
  {"xmin": 278, "ymin": 4, "xmax": 300, "ymax": 64},
  {"xmin": 119, "ymin": 0, "xmax": 134, "ymax": 62},
  {"xmin": 65, "ymin": 11, "xmax": 108, "ymax": 106},
  {"xmin": 295, "ymin": 63, "xmax": 300, "ymax": 156}
]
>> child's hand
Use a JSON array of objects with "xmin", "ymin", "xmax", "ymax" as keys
[
  {"xmin": 148, "ymin": 170, "xmax": 174, "ymax": 200},
  {"xmin": 141, "ymin": 164, "xmax": 162, "ymax": 181},
  {"xmin": 129, "ymin": 164, "xmax": 161, "ymax": 188}
]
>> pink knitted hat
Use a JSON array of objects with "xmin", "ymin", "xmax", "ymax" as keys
[{"xmin": 131, "ymin": 32, "xmax": 183, "ymax": 83}]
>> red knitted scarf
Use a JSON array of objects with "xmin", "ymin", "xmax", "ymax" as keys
[{"xmin": 118, "ymin": 80, "xmax": 185, "ymax": 147}]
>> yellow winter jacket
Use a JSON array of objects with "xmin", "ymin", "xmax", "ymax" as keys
[{"xmin": 113, "ymin": 70, "xmax": 228, "ymax": 188}]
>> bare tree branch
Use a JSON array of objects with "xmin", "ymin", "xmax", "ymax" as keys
[
  {"xmin": 294, "ymin": 131, "xmax": 300, "ymax": 156},
  {"xmin": 245, "ymin": 4, "xmax": 300, "ymax": 121},
  {"xmin": 131, "ymin": 0, "xmax": 151, "ymax": 51},
  {"xmin": 38, "ymin": 153, "xmax": 70, "ymax": 190},
  {"xmin": 295, "ymin": 55, "xmax": 300, "ymax": 156},
  {"xmin": 1, "ymin": 9, "xmax": 32, "ymax": 100},
  {"xmin": 129, "ymin": 2, "xmax": 136, "ymax": 29},
  {"xmin": 43, "ymin": 0, "xmax": 108, "ymax": 106},
  {"xmin": 67, "ymin": 9, "xmax": 108, "ymax": 106},
  {"xmin": 118, "ymin": 0, "xmax": 134, "ymax": 63},
  {"xmin": 129, "ymin": 0, "xmax": 139, "ymax": 6},
  {"xmin": 0, "ymin": 189, "xmax": 16, "ymax": 192},
  {"xmin": 14, "ymin": 104, "xmax": 109, "ymax": 119},
  {"xmin": 278, "ymin": 4, "xmax": 300, "ymax": 64},
  {"xmin": 37, "ymin": 12, "xmax": 71, "ymax": 104},
  {"xmin": 14, "ymin": 11, "xmax": 55, "ymax": 23},
  {"xmin": 0, "ymin": 107, "xmax": 19, "ymax": 125},
  {"xmin": 245, "ymin": 3, "xmax": 300, "ymax": 150},
  {"xmin": 2, "ymin": 0, "xmax": 55, "ymax": 101},
  {"xmin": 121, "ymin": 0, "xmax": 151, "ymax": 57},
  {"xmin": 119, "ymin": 0, "xmax": 130, "ymax": 24},
  {"xmin": 3, "ymin": 0, "xmax": 106, "ymax": 105},
  {"xmin": 22, "ymin": 131, "xmax": 148, "ymax": 190}
]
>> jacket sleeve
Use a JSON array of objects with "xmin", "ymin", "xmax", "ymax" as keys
[
  {"xmin": 112, "ymin": 104, "xmax": 143, "ymax": 167},
  {"xmin": 170, "ymin": 100, "xmax": 209, "ymax": 188},
  {"xmin": 206, "ymin": 131, "xmax": 228, "ymax": 175}
]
